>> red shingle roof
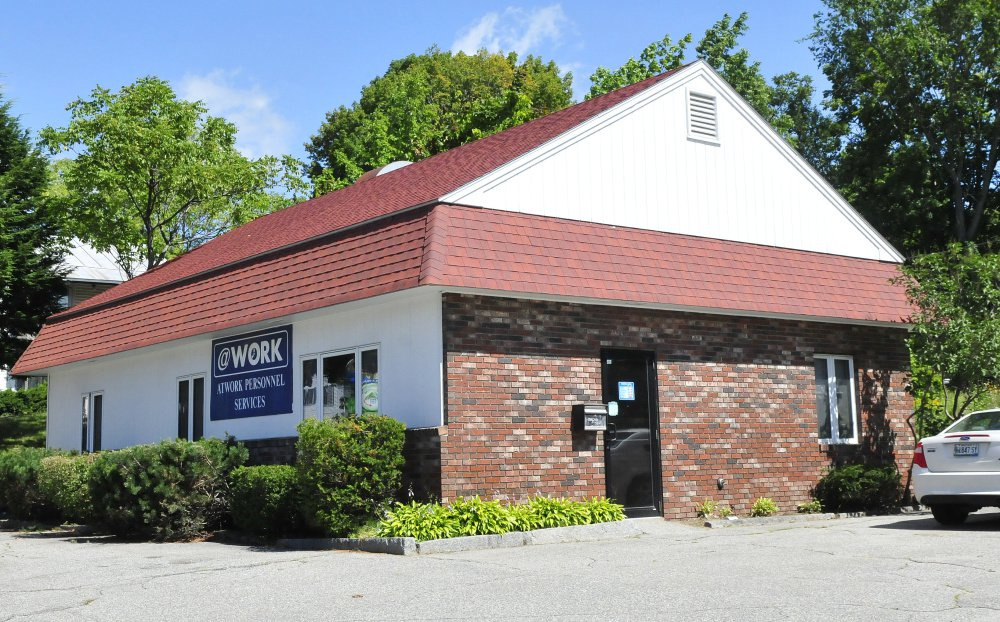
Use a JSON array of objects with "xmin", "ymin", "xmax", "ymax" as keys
[
  {"xmin": 60, "ymin": 67, "xmax": 686, "ymax": 320},
  {"xmin": 13, "ymin": 65, "xmax": 911, "ymax": 375},
  {"xmin": 13, "ymin": 203, "xmax": 909, "ymax": 374},
  {"xmin": 423, "ymin": 205, "xmax": 910, "ymax": 324}
]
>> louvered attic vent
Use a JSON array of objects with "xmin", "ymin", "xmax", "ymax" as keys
[{"xmin": 687, "ymin": 91, "xmax": 719, "ymax": 142}]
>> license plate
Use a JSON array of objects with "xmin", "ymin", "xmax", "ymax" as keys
[{"xmin": 953, "ymin": 443, "xmax": 979, "ymax": 457}]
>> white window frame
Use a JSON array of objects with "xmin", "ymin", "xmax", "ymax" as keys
[
  {"xmin": 177, "ymin": 373, "xmax": 207, "ymax": 441},
  {"xmin": 814, "ymin": 354, "xmax": 859, "ymax": 444},
  {"xmin": 300, "ymin": 344, "xmax": 380, "ymax": 419},
  {"xmin": 81, "ymin": 391, "xmax": 103, "ymax": 453}
]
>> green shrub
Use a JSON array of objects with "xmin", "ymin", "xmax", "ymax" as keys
[
  {"xmin": 377, "ymin": 496, "xmax": 624, "ymax": 541},
  {"xmin": 585, "ymin": 497, "xmax": 627, "ymax": 523},
  {"xmin": 813, "ymin": 464, "xmax": 901, "ymax": 513},
  {"xmin": 295, "ymin": 415, "xmax": 405, "ymax": 536},
  {"xmin": 0, "ymin": 447, "xmax": 64, "ymax": 520},
  {"xmin": 449, "ymin": 496, "xmax": 516, "ymax": 536},
  {"xmin": 750, "ymin": 497, "xmax": 779, "ymax": 517},
  {"xmin": 797, "ymin": 499, "xmax": 823, "ymax": 514},
  {"xmin": 525, "ymin": 496, "xmax": 593, "ymax": 528},
  {"xmin": 88, "ymin": 437, "xmax": 247, "ymax": 540},
  {"xmin": 695, "ymin": 498, "xmax": 719, "ymax": 518},
  {"xmin": 37, "ymin": 454, "xmax": 98, "ymax": 523},
  {"xmin": 230, "ymin": 465, "xmax": 302, "ymax": 536},
  {"xmin": 0, "ymin": 385, "xmax": 47, "ymax": 450},
  {"xmin": 717, "ymin": 504, "xmax": 734, "ymax": 518},
  {"xmin": 377, "ymin": 501, "xmax": 459, "ymax": 541}
]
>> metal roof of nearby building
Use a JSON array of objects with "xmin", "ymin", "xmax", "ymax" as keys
[{"xmin": 63, "ymin": 239, "xmax": 139, "ymax": 284}]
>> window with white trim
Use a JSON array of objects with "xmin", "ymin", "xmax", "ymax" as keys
[
  {"xmin": 301, "ymin": 346, "xmax": 379, "ymax": 419},
  {"xmin": 814, "ymin": 355, "xmax": 858, "ymax": 443},
  {"xmin": 177, "ymin": 374, "xmax": 206, "ymax": 441},
  {"xmin": 81, "ymin": 392, "xmax": 103, "ymax": 452}
]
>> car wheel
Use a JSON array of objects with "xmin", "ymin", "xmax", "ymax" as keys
[{"xmin": 930, "ymin": 504, "xmax": 970, "ymax": 525}]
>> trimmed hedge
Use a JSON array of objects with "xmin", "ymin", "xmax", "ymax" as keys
[
  {"xmin": 88, "ymin": 437, "xmax": 248, "ymax": 540},
  {"xmin": 814, "ymin": 464, "xmax": 902, "ymax": 513},
  {"xmin": 377, "ymin": 496, "xmax": 626, "ymax": 541},
  {"xmin": 37, "ymin": 454, "xmax": 99, "ymax": 523},
  {"xmin": 0, "ymin": 447, "xmax": 64, "ymax": 520},
  {"xmin": 230, "ymin": 465, "xmax": 302, "ymax": 536},
  {"xmin": 296, "ymin": 415, "xmax": 405, "ymax": 536},
  {"xmin": 0, "ymin": 385, "xmax": 47, "ymax": 450}
]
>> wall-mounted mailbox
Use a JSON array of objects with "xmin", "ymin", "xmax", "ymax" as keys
[{"xmin": 573, "ymin": 403, "xmax": 609, "ymax": 431}]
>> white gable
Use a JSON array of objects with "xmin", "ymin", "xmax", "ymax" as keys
[{"xmin": 443, "ymin": 61, "xmax": 902, "ymax": 263}]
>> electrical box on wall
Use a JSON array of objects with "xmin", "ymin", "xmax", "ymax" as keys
[{"xmin": 572, "ymin": 403, "xmax": 609, "ymax": 431}]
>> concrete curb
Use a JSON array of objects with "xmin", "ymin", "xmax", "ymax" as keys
[
  {"xmin": 276, "ymin": 519, "xmax": 647, "ymax": 555},
  {"xmin": 703, "ymin": 511, "xmax": 868, "ymax": 528}
]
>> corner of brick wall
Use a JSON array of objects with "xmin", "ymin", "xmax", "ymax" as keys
[
  {"xmin": 441, "ymin": 293, "xmax": 914, "ymax": 519},
  {"xmin": 401, "ymin": 426, "xmax": 444, "ymax": 502}
]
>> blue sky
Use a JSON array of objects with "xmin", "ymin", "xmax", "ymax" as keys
[{"xmin": 2, "ymin": 1, "xmax": 827, "ymax": 162}]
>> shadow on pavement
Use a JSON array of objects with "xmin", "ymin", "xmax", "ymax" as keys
[{"xmin": 869, "ymin": 509, "xmax": 1000, "ymax": 532}]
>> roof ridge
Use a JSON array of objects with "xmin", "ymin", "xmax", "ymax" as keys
[{"xmin": 46, "ymin": 65, "xmax": 691, "ymax": 318}]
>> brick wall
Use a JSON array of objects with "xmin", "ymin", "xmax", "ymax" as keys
[
  {"xmin": 401, "ymin": 427, "xmax": 445, "ymax": 502},
  {"xmin": 442, "ymin": 294, "xmax": 913, "ymax": 519},
  {"xmin": 244, "ymin": 436, "xmax": 297, "ymax": 465}
]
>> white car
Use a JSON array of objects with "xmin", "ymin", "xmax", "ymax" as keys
[{"xmin": 912, "ymin": 408, "xmax": 1000, "ymax": 525}]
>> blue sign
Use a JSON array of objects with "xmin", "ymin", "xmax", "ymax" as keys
[
  {"xmin": 211, "ymin": 325, "xmax": 293, "ymax": 420},
  {"xmin": 618, "ymin": 381, "xmax": 635, "ymax": 401}
]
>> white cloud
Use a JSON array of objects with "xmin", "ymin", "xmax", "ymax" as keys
[
  {"xmin": 178, "ymin": 70, "xmax": 292, "ymax": 159},
  {"xmin": 452, "ymin": 4, "xmax": 568, "ymax": 57}
]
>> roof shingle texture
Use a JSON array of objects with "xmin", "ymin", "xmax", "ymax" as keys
[{"xmin": 13, "ymin": 203, "xmax": 909, "ymax": 374}]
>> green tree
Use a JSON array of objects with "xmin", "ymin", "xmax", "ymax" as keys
[
  {"xmin": 0, "ymin": 94, "xmax": 66, "ymax": 370},
  {"xmin": 306, "ymin": 47, "xmax": 573, "ymax": 192},
  {"xmin": 812, "ymin": 0, "xmax": 1000, "ymax": 254},
  {"xmin": 41, "ymin": 77, "xmax": 290, "ymax": 276},
  {"xmin": 898, "ymin": 244, "xmax": 1000, "ymax": 428},
  {"xmin": 588, "ymin": 13, "xmax": 843, "ymax": 175}
]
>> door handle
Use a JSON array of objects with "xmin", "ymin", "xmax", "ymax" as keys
[{"xmin": 607, "ymin": 421, "xmax": 617, "ymax": 442}]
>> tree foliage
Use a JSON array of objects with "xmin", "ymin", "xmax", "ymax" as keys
[
  {"xmin": 306, "ymin": 47, "xmax": 573, "ymax": 192},
  {"xmin": 588, "ymin": 13, "xmax": 843, "ymax": 175},
  {"xmin": 40, "ymin": 77, "xmax": 295, "ymax": 277},
  {"xmin": 898, "ymin": 244, "xmax": 1000, "ymax": 424},
  {"xmin": 812, "ymin": 0, "xmax": 1000, "ymax": 254},
  {"xmin": 0, "ymin": 94, "xmax": 66, "ymax": 369}
]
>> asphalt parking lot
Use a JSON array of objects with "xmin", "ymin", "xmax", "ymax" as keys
[{"xmin": 2, "ymin": 509, "xmax": 999, "ymax": 621}]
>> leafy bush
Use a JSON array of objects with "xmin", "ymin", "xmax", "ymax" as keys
[
  {"xmin": 695, "ymin": 499, "xmax": 719, "ymax": 518},
  {"xmin": 88, "ymin": 437, "xmax": 247, "ymax": 540},
  {"xmin": 797, "ymin": 499, "xmax": 823, "ymax": 514},
  {"xmin": 295, "ymin": 415, "xmax": 405, "ymax": 537},
  {"xmin": 813, "ymin": 464, "xmax": 901, "ymax": 513},
  {"xmin": 0, "ymin": 385, "xmax": 47, "ymax": 450},
  {"xmin": 229, "ymin": 465, "xmax": 302, "ymax": 536},
  {"xmin": 521, "ymin": 496, "xmax": 593, "ymax": 529},
  {"xmin": 585, "ymin": 497, "xmax": 627, "ymax": 523},
  {"xmin": 717, "ymin": 504, "xmax": 734, "ymax": 518},
  {"xmin": 450, "ymin": 496, "xmax": 517, "ymax": 536},
  {"xmin": 37, "ymin": 454, "xmax": 98, "ymax": 523},
  {"xmin": 0, "ymin": 447, "xmax": 64, "ymax": 519},
  {"xmin": 750, "ymin": 497, "xmax": 779, "ymax": 517},
  {"xmin": 377, "ymin": 496, "xmax": 624, "ymax": 541}
]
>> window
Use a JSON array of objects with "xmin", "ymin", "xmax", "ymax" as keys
[
  {"xmin": 687, "ymin": 90, "xmax": 719, "ymax": 143},
  {"xmin": 177, "ymin": 375, "xmax": 205, "ymax": 441},
  {"xmin": 302, "ymin": 346, "xmax": 379, "ymax": 418},
  {"xmin": 814, "ymin": 356, "xmax": 857, "ymax": 443},
  {"xmin": 81, "ymin": 392, "xmax": 103, "ymax": 452}
]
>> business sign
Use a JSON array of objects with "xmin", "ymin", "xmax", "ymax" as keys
[{"xmin": 211, "ymin": 325, "xmax": 293, "ymax": 420}]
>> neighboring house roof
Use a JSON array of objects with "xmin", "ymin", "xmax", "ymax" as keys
[
  {"xmin": 63, "ymin": 239, "xmax": 141, "ymax": 284},
  {"xmin": 12, "ymin": 63, "xmax": 910, "ymax": 375}
]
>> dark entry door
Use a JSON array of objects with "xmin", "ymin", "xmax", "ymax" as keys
[{"xmin": 602, "ymin": 349, "xmax": 661, "ymax": 516}]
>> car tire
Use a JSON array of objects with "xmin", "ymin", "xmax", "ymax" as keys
[{"xmin": 930, "ymin": 504, "xmax": 970, "ymax": 525}]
